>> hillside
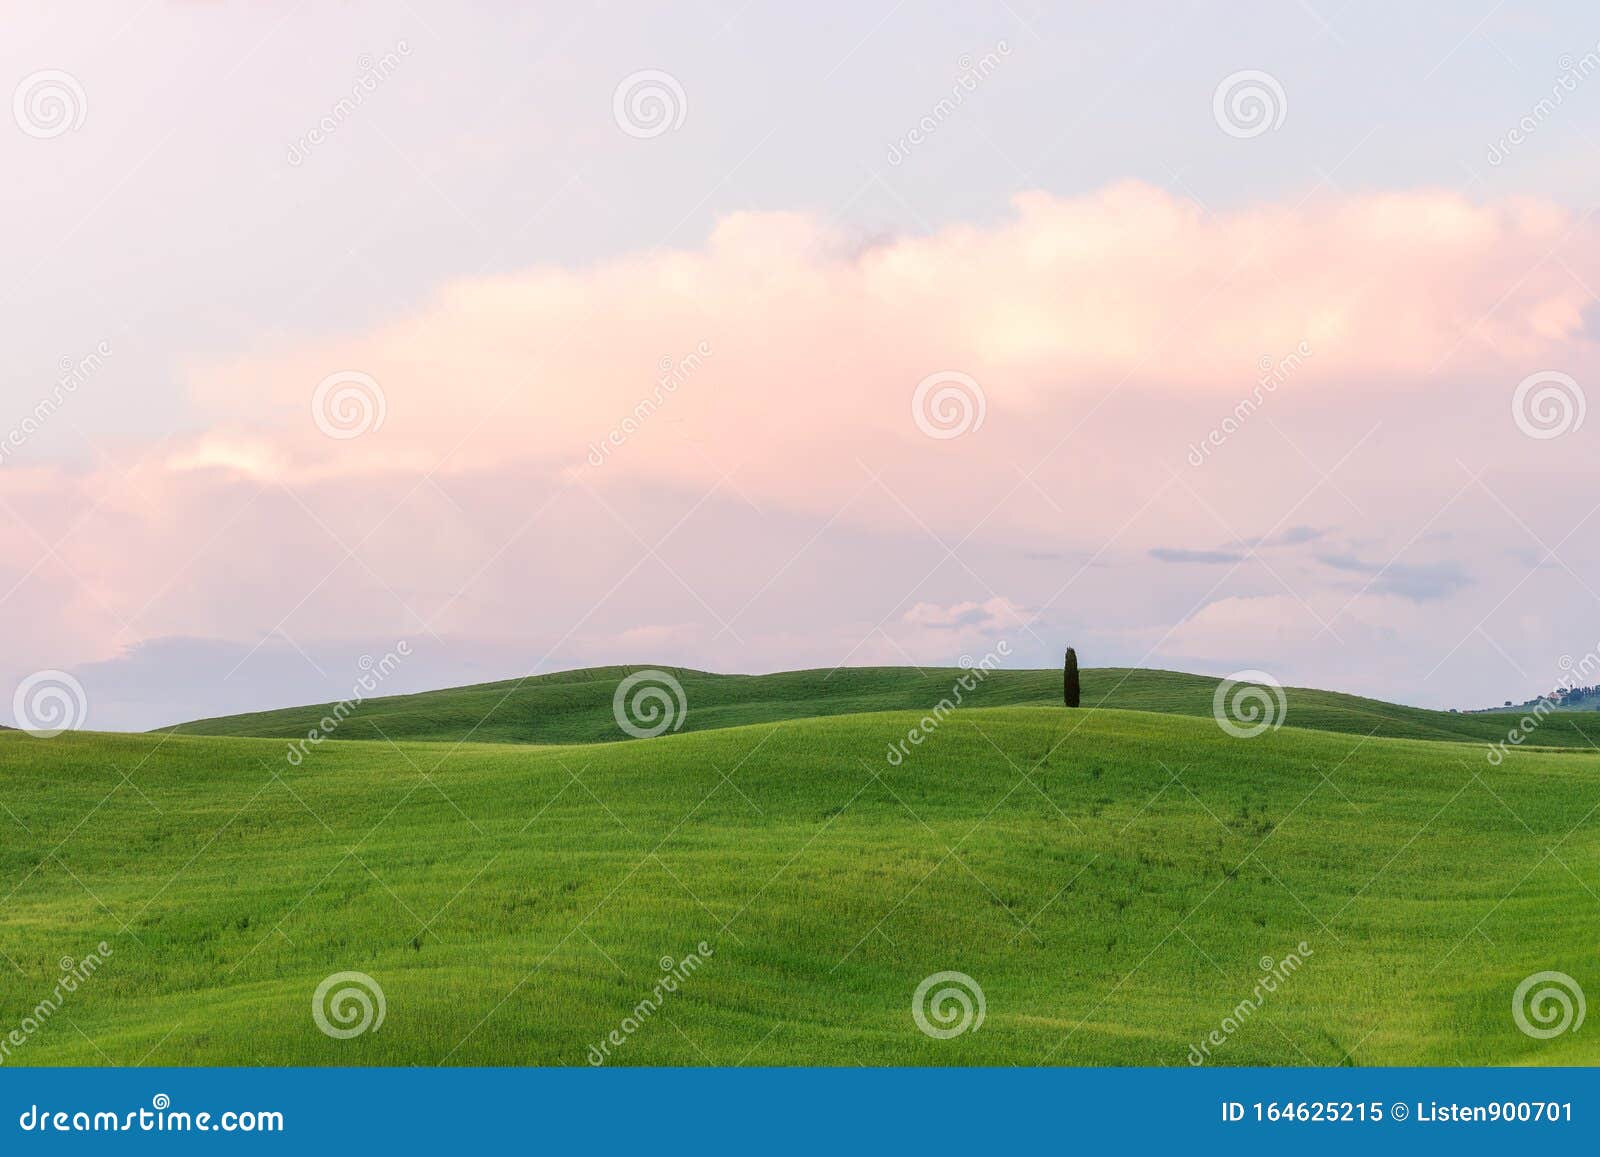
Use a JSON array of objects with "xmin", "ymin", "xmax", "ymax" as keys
[
  {"xmin": 166, "ymin": 665, "xmax": 1600, "ymax": 752},
  {"xmin": 3, "ymin": 704, "xmax": 1597, "ymax": 1066}
]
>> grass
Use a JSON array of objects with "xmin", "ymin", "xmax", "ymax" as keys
[
  {"xmin": 4, "ymin": 670, "xmax": 1598, "ymax": 1066},
  {"xmin": 167, "ymin": 664, "xmax": 1600, "ymax": 750}
]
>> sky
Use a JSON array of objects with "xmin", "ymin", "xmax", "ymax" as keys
[{"xmin": 3, "ymin": 1, "xmax": 1600, "ymax": 730}]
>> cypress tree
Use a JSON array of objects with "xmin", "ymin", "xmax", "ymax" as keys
[{"xmin": 1063, "ymin": 647, "xmax": 1080, "ymax": 708}]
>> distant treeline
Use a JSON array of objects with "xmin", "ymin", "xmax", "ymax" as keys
[{"xmin": 1464, "ymin": 684, "xmax": 1600, "ymax": 714}]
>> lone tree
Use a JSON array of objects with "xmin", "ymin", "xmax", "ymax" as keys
[{"xmin": 1063, "ymin": 647, "xmax": 1080, "ymax": 708}]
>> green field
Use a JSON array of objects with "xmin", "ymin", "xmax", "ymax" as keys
[
  {"xmin": 2, "ymin": 666, "xmax": 1596, "ymax": 1066},
  {"xmin": 168, "ymin": 664, "xmax": 1600, "ymax": 750}
]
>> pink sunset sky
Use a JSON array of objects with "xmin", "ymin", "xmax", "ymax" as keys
[{"xmin": 3, "ymin": 3, "xmax": 1599, "ymax": 728}]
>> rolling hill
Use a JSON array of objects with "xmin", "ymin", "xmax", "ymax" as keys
[
  {"xmin": 165, "ymin": 665, "xmax": 1600, "ymax": 751},
  {"xmin": 2, "ymin": 670, "xmax": 1596, "ymax": 1066}
]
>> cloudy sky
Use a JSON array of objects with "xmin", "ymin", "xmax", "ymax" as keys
[{"xmin": 3, "ymin": 2, "xmax": 1599, "ymax": 730}]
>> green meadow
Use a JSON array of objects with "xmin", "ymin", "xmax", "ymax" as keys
[
  {"xmin": 2, "ymin": 667, "xmax": 1596, "ymax": 1066},
  {"xmin": 169, "ymin": 664, "xmax": 1600, "ymax": 750}
]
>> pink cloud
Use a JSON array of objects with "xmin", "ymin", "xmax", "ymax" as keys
[
  {"xmin": 2, "ymin": 183, "xmax": 1597, "ymax": 724},
  {"xmin": 176, "ymin": 183, "xmax": 1591, "ymax": 493}
]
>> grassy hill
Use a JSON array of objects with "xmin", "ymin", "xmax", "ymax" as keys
[
  {"xmin": 4, "ymin": 694, "xmax": 1597, "ymax": 1066},
  {"xmin": 165, "ymin": 665, "xmax": 1600, "ymax": 751}
]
